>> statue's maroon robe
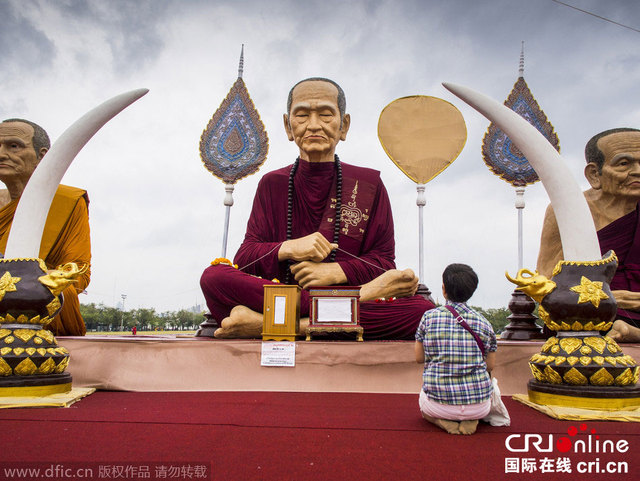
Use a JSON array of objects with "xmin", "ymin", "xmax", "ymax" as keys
[
  {"xmin": 598, "ymin": 203, "xmax": 640, "ymax": 327},
  {"xmin": 201, "ymin": 159, "xmax": 434, "ymax": 339}
]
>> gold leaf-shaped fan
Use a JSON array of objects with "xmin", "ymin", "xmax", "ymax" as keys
[{"xmin": 378, "ymin": 96, "xmax": 466, "ymax": 184}]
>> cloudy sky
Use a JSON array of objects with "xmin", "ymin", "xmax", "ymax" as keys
[{"xmin": 1, "ymin": 0, "xmax": 638, "ymax": 313}]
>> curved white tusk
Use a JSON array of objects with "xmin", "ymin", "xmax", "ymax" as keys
[
  {"xmin": 442, "ymin": 82, "xmax": 600, "ymax": 262},
  {"xmin": 4, "ymin": 88, "xmax": 149, "ymax": 259}
]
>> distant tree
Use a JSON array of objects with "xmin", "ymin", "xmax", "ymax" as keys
[
  {"xmin": 158, "ymin": 311, "xmax": 172, "ymax": 330},
  {"xmin": 79, "ymin": 303, "xmax": 101, "ymax": 331},
  {"xmin": 133, "ymin": 308, "xmax": 158, "ymax": 330},
  {"xmin": 103, "ymin": 306, "xmax": 123, "ymax": 331},
  {"xmin": 471, "ymin": 306, "xmax": 512, "ymax": 333},
  {"xmin": 80, "ymin": 303, "xmax": 122, "ymax": 331}
]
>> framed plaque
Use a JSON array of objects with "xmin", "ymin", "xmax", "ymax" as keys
[
  {"xmin": 306, "ymin": 287, "xmax": 362, "ymax": 341},
  {"xmin": 262, "ymin": 285, "xmax": 301, "ymax": 342}
]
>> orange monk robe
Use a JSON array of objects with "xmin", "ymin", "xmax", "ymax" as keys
[{"xmin": 0, "ymin": 185, "xmax": 91, "ymax": 336}]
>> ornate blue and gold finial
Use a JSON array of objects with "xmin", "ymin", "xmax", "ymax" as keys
[
  {"xmin": 200, "ymin": 45, "xmax": 268, "ymax": 185},
  {"xmin": 198, "ymin": 44, "xmax": 269, "ymax": 267},
  {"xmin": 238, "ymin": 44, "xmax": 244, "ymax": 79},
  {"xmin": 481, "ymin": 44, "xmax": 560, "ymax": 187},
  {"xmin": 518, "ymin": 41, "xmax": 525, "ymax": 78}
]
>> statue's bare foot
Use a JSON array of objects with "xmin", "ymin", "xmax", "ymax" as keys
[
  {"xmin": 359, "ymin": 268, "xmax": 418, "ymax": 301},
  {"xmin": 214, "ymin": 305, "xmax": 263, "ymax": 339},
  {"xmin": 607, "ymin": 320, "xmax": 640, "ymax": 343},
  {"xmin": 459, "ymin": 420, "xmax": 478, "ymax": 435}
]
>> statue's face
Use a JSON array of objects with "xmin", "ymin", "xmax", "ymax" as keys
[
  {"xmin": 284, "ymin": 80, "xmax": 349, "ymax": 161},
  {"xmin": 0, "ymin": 122, "xmax": 41, "ymax": 184},
  {"xmin": 595, "ymin": 131, "xmax": 640, "ymax": 198}
]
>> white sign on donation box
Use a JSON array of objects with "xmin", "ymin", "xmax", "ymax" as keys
[
  {"xmin": 273, "ymin": 295, "xmax": 287, "ymax": 324},
  {"xmin": 316, "ymin": 297, "xmax": 353, "ymax": 323},
  {"xmin": 260, "ymin": 341, "xmax": 296, "ymax": 367}
]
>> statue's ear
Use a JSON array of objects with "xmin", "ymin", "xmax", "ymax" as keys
[
  {"xmin": 585, "ymin": 163, "xmax": 602, "ymax": 189},
  {"xmin": 283, "ymin": 114, "xmax": 294, "ymax": 141},
  {"xmin": 339, "ymin": 113, "xmax": 351, "ymax": 141}
]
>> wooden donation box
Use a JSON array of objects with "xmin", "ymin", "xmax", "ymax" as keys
[
  {"xmin": 306, "ymin": 287, "xmax": 362, "ymax": 341},
  {"xmin": 262, "ymin": 285, "xmax": 301, "ymax": 341}
]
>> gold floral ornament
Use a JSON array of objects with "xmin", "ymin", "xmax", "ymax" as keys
[
  {"xmin": 210, "ymin": 258, "xmax": 238, "ymax": 269},
  {"xmin": 570, "ymin": 276, "xmax": 609, "ymax": 308},
  {"xmin": 0, "ymin": 271, "xmax": 21, "ymax": 301},
  {"xmin": 38, "ymin": 263, "xmax": 87, "ymax": 297}
]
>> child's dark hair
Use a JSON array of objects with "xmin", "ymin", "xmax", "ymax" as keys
[{"xmin": 442, "ymin": 263, "xmax": 478, "ymax": 302}]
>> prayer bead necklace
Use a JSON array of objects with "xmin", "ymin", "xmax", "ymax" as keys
[{"xmin": 285, "ymin": 155, "xmax": 342, "ymax": 283}]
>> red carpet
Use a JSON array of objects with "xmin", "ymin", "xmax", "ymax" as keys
[{"xmin": 0, "ymin": 391, "xmax": 638, "ymax": 480}]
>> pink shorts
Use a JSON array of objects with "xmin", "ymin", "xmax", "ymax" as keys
[{"xmin": 419, "ymin": 390, "xmax": 491, "ymax": 421}]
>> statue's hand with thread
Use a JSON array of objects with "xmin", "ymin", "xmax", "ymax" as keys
[{"xmin": 278, "ymin": 232, "xmax": 338, "ymax": 262}]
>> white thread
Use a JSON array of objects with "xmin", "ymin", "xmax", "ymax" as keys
[
  {"xmin": 238, "ymin": 245, "xmax": 389, "ymax": 274},
  {"xmin": 237, "ymin": 243, "xmax": 282, "ymax": 271},
  {"xmin": 336, "ymin": 247, "xmax": 389, "ymax": 272}
]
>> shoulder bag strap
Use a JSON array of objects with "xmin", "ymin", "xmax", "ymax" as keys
[{"xmin": 444, "ymin": 305, "xmax": 486, "ymax": 357}]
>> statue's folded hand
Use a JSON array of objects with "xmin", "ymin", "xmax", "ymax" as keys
[{"xmin": 290, "ymin": 261, "xmax": 346, "ymax": 288}]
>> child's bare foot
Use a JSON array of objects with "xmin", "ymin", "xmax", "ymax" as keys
[
  {"xmin": 459, "ymin": 420, "xmax": 479, "ymax": 435},
  {"xmin": 435, "ymin": 418, "xmax": 462, "ymax": 435},
  {"xmin": 422, "ymin": 412, "xmax": 461, "ymax": 434}
]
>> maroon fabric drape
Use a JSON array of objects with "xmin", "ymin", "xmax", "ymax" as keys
[{"xmin": 597, "ymin": 203, "xmax": 640, "ymax": 325}]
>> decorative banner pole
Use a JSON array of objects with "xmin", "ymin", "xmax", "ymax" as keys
[
  {"xmin": 221, "ymin": 184, "xmax": 234, "ymax": 258},
  {"xmin": 199, "ymin": 45, "xmax": 269, "ymax": 257},
  {"xmin": 515, "ymin": 185, "xmax": 525, "ymax": 270},
  {"xmin": 378, "ymin": 96, "xmax": 467, "ymax": 299},
  {"xmin": 416, "ymin": 184, "xmax": 426, "ymax": 283},
  {"xmin": 481, "ymin": 44, "xmax": 560, "ymax": 339},
  {"xmin": 197, "ymin": 45, "xmax": 269, "ymax": 337}
]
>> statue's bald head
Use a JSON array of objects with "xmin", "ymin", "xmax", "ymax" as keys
[
  {"xmin": 287, "ymin": 77, "xmax": 346, "ymax": 125},
  {"xmin": 585, "ymin": 128, "xmax": 640, "ymax": 173},
  {"xmin": 1, "ymin": 118, "xmax": 50, "ymax": 160}
]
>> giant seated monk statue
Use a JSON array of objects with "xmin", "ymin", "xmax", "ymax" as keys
[
  {"xmin": 200, "ymin": 77, "xmax": 435, "ymax": 339},
  {"xmin": 537, "ymin": 128, "xmax": 640, "ymax": 342},
  {"xmin": 0, "ymin": 118, "xmax": 91, "ymax": 336}
]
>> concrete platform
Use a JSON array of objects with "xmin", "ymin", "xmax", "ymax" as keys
[{"xmin": 56, "ymin": 336, "xmax": 640, "ymax": 395}]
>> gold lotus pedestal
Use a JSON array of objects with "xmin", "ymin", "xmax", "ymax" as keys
[
  {"xmin": 0, "ymin": 258, "xmax": 82, "ymax": 397},
  {"xmin": 508, "ymin": 251, "xmax": 640, "ymax": 410}
]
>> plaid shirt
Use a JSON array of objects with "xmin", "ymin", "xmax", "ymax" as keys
[{"xmin": 415, "ymin": 301, "xmax": 497, "ymax": 405}]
